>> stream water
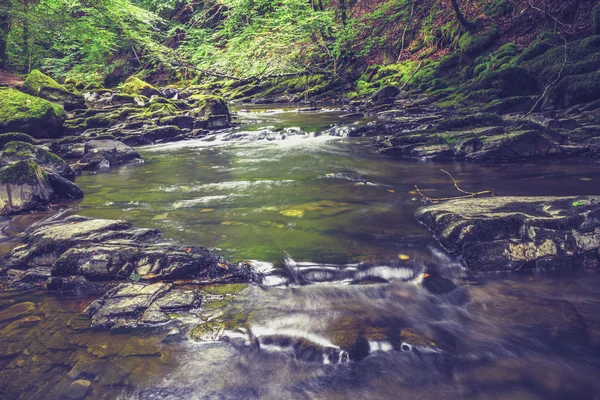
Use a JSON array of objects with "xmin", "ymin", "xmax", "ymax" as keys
[{"xmin": 1, "ymin": 106, "xmax": 600, "ymax": 399}]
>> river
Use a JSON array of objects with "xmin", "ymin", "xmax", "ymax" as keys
[{"xmin": 1, "ymin": 105, "xmax": 599, "ymax": 399}]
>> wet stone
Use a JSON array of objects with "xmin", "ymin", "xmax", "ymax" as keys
[
  {"xmin": 85, "ymin": 282, "xmax": 201, "ymax": 329},
  {"xmin": 65, "ymin": 379, "xmax": 91, "ymax": 400},
  {"xmin": 0, "ymin": 301, "xmax": 36, "ymax": 322},
  {"xmin": 416, "ymin": 196, "xmax": 600, "ymax": 272}
]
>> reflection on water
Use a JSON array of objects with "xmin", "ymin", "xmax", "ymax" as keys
[{"xmin": 1, "ymin": 106, "xmax": 600, "ymax": 399}]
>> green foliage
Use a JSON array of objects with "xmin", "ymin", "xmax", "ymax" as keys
[
  {"xmin": 178, "ymin": 0, "xmax": 337, "ymax": 78},
  {"xmin": 1, "ymin": 0, "xmax": 176, "ymax": 83}
]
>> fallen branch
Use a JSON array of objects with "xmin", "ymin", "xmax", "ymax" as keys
[
  {"xmin": 415, "ymin": 169, "xmax": 494, "ymax": 202},
  {"xmin": 399, "ymin": 59, "xmax": 424, "ymax": 91}
]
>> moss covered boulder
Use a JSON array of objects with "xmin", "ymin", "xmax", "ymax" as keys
[
  {"xmin": 0, "ymin": 89, "xmax": 66, "ymax": 138},
  {"xmin": 121, "ymin": 76, "xmax": 161, "ymax": 97},
  {"xmin": 22, "ymin": 70, "xmax": 85, "ymax": 111},
  {"xmin": 0, "ymin": 161, "xmax": 54, "ymax": 214},
  {"xmin": 0, "ymin": 141, "xmax": 75, "ymax": 179},
  {"xmin": 0, "ymin": 133, "xmax": 34, "ymax": 148},
  {"xmin": 189, "ymin": 94, "xmax": 231, "ymax": 128}
]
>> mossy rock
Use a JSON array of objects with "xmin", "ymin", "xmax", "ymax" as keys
[
  {"xmin": 484, "ymin": 0, "xmax": 513, "ymax": 18},
  {"xmin": 520, "ymin": 36, "xmax": 600, "ymax": 86},
  {"xmin": 0, "ymin": 133, "xmax": 34, "ymax": 148},
  {"xmin": 189, "ymin": 94, "xmax": 229, "ymax": 119},
  {"xmin": 84, "ymin": 114, "xmax": 116, "ymax": 128},
  {"xmin": 0, "ymin": 161, "xmax": 54, "ymax": 214},
  {"xmin": 477, "ymin": 67, "xmax": 540, "ymax": 97},
  {"xmin": 459, "ymin": 27, "xmax": 500, "ymax": 57},
  {"xmin": 0, "ymin": 88, "xmax": 66, "ymax": 138},
  {"xmin": 22, "ymin": 70, "xmax": 85, "ymax": 111},
  {"xmin": 517, "ymin": 32, "xmax": 561, "ymax": 63},
  {"xmin": 549, "ymin": 70, "xmax": 600, "ymax": 108},
  {"xmin": 1, "ymin": 141, "xmax": 74, "ymax": 178},
  {"xmin": 121, "ymin": 76, "xmax": 160, "ymax": 97}
]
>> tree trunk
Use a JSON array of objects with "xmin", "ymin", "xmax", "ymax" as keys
[
  {"xmin": 339, "ymin": 0, "xmax": 347, "ymax": 25},
  {"xmin": 0, "ymin": 1, "xmax": 10, "ymax": 69},
  {"xmin": 449, "ymin": 0, "xmax": 475, "ymax": 32},
  {"xmin": 23, "ymin": 0, "xmax": 29, "ymax": 72}
]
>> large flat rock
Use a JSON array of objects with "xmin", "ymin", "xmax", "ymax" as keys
[
  {"xmin": 415, "ymin": 196, "xmax": 600, "ymax": 272},
  {"xmin": 2, "ymin": 215, "xmax": 255, "ymax": 288}
]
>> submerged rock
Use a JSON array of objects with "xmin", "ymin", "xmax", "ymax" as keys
[
  {"xmin": 84, "ymin": 282, "xmax": 201, "ymax": 329},
  {"xmin": 416, "ymin": 196, "xmax": 600, "ymax": 272},
  {"xmin": 77, "ymin": 139, "xmax": 140, "ymax": 171}
]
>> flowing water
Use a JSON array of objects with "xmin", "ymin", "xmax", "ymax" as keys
[{"xmin": 1, "ymin": 105, "xmax": 600, "ymax": 399}]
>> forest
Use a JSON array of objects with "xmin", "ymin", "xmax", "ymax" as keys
[{"xmin": 0, "ymin": 1, "xmax": 600, "ymax": 399}]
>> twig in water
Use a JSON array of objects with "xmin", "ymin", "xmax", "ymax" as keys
[{"xmin": 415, "ymin": 169, "xmax": 494, "ymax": 202}]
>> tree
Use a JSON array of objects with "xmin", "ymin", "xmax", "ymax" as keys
[
  {"xmin": 449, "ymin": 0, "xmax": 475, "ymax": 32},
  {"xmin": 0, "ymin": 0, "xmax": 11, "ymax": 68}
]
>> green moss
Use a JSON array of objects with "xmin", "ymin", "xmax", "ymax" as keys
[
  {"xmin": 520, "ymin": 36, "xmax": 600, "ymax": 85},
  {"xmin": 550, "ymin": 70, "xmax": 600, "ymax": 108},
  {"xmin": 85, "ymin": 114, "xmax": 115, "ymax": 128},
  {"xmin": 200, "ymin": 283, "xmax": 249, "ymax": 296},
  {"xmin": 484, "ymin": 0, "xmax": 513, "ymax": 18},
  {"xmin": 3, "ymin": 141, "xmax": 36, "ymax": 158},
  {"xmin": 54, "ymin": 136, "xmax": 83, "ymax": 146},
  {"xmin": 517, "ymin": 32, "xmax": 561, "ymax": 63},
  {"xmin": 431, "ymin": 132, "xmax": 458, "ymax": 146},
  {"xmin": 23, "ymin": 70, "xmax": 65, "ymax": 94},
  {"xmin": 121, "ymin": 76, "xmax": 160, "ymax": 97},
  {"xmin": 0, "ymin": 89, "xmax": 66, "ymax": 137},
  {"xmin": 438, "ymin": 53, "xmax": 461, "ymax": 70},
  {"xmin": 0, "ymin": 133, "xmax": 34, "ymax": 148},
  {"xmin": 138, "ymin": 102, "xmax": 179, "ymax": 118},
  {"xmin": 459, "ymin": 27, "xmax": 500, "ymax": 57},
  {"xmin": 0, "ymin": 160, "xmax": 45, "ymax": 185}
]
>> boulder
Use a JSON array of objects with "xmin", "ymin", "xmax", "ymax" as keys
[
  {"xmin": 371, "ymin": 86, "xmax": 400, "ymax": 105},
  {"xmin": 122, "ymin": 125, "xmax": 183, "ymax": 146},
  {"xmin": 0, "ymin": 141, "xmax": 75, "ymax": 179},
  {"xmin": 84, "ymin": 282, "xmax": 202, "ymax": 329},
  {"xmin": 416, "ymin": 196, "xmax": 600, "ymax": 272},
  {"xmin": 0, "ymin": 88, "xmax": 66, "ymax": 138},
  {"xmin": 3, "ymin": 215, "xmax": 255, "ymax": 285},
  {"xmin": 189, "ymin": 94, "xmax": 231, "ymax": 127},
  {"xmin": 0, "ymin": 132, "xmax": 34, "ymax": 148},
  {"xmin": 22, "ymin": 70, "xmax": 85, "ymax": 111},
  {"xmin": 0, "ymin": 161, "xmax": 54, "ymax": 214},
  {"xmin": 121, "ymin": 76, "xmax": 161, "ymax": 97},
  {"xmin": 77, "ymin": 139, "xmax": 140, "ymax": 170}
]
